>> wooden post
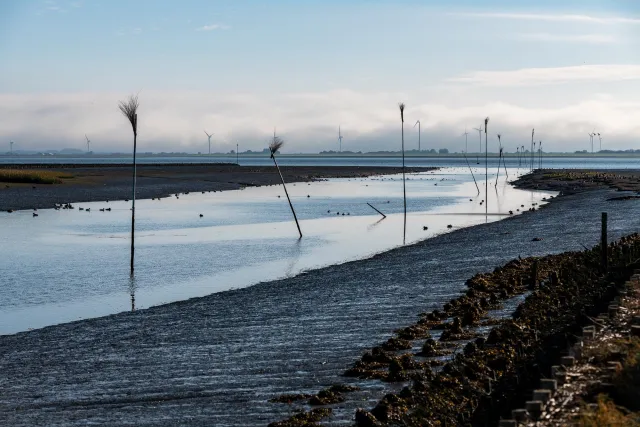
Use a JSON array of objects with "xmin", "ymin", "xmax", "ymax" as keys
[
  {"xmin": 130, "ymin": 113, "xmax": 137, "ymax": 276},
  {"xmin": 531, "ymin": 260, "xmax": 538, "ymax": 288},
  {"xmin": 601, "ymin": 212, "xmax": 608, "ymax": 271},
  {"xmin": 272, "ymin": 156, "xmax": 302, "ymax": 239},
  {"xmin": 366, "ymin": 203, "xmax": 387, "ymax": 219}
]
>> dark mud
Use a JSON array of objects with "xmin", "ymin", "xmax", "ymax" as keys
[
  {"xmin": 0, "ymin": 164, "xmax": 432, "ymax": 211},
  {"xmin": 2, "ymin": 186, "xmax": 640, "ymax": 426},
  {"xmin": 351, "ymin": 234, "xmax": 640, "ymax": 425},
  {"xmin": 513, "ymin": 169, "xmax": 640, "ymax": 195}
]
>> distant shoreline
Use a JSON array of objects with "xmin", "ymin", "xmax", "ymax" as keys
[
  {"xmin": 2, "ymin": 153, "xmax": 640, "ymax": 158},
  {"xmin": 0, "ymin": 164, "xmax": 435, "ymax": 211}
]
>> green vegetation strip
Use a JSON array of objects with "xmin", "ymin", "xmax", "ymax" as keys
[{"xmin": 0, "ymin": 169, "xmax": 72, "ymax": 184}]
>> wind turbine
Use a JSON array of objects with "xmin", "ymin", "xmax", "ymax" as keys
[
  {"xmin": 338, "ymin": 126, "xmax": 343, "ymax": 153},
  {"xmin": 463, "ymin": 128, "xmax": 469, "ymax": 154},
  {"xmin": 9, "ymin": 141, "xmax": 14, "ymax": 155},
  {"xmin": 204, "ymin": 130, "xmax": 214, "ymax": 155},
  {"xmin": 85, "ymin": 134, "xmax": 91, "ymax": 153},
  {"xmin": 588, "ymin": 131, "xmax": 596, "ymax": 154},
  {"xmin": 473, "ymin": 124, "xmax": 483, "ymax": 163},
  {"xmin": 597, "ymin": 133, "xmax": 602, "ymax": 152},
  {"xmin": 414, "ymin": 120, "xmax": 421, "ymax": 152}
]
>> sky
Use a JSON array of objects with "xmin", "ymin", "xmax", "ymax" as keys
[{"xmin": 1, "ymin": 0, "xmax": 640, "ymax": 154}]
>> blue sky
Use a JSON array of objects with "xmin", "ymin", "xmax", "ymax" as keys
[{"xmin": 1, "ymin": 0, "xmax": 640, "ymax": 153}]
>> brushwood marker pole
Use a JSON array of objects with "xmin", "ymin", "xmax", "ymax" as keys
[
  {"xmin": 130, "ymin": 113, "xmax": 137, "ymax": 276},
  {"xmin": 602, "ymin": 212, "xmax": 608, "ymax": 271}
]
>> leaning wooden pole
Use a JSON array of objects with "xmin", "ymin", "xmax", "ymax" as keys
[
  {"xmin": 502, "ymin": 149, "xmax": 509, "ymax": 179},
  {"xmin": 463, "ymin": 151, "xmax": 480, "ymax": 195},
  {"xmin": 270, "ymin": 136, "xmax": 302, "ymax": 239},
  {"xmin": 272, "ymin": 156, "xmax": 302, "ymax": 239},
  {"xmin": 367, "ymin": 202, "xmax": 387, "ymax": 219}
]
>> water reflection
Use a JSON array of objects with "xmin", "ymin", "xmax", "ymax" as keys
[
  {"xmin": 129, "ymin": 276, "xmax": 137, "ymax": 312},
  {"xmin": 284, "ymin": 238, "xmax": 303, "ymax": 278},
  {"xmin": 0, "ymin": 168, "xmax": 556, "ymax": 334}
]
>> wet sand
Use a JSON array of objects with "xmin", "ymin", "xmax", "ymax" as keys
[
  {"xmin": 3, "ymin": 184, "xmax": 640, "ymax": 425},
  {"xmin": 0, "ymin": 164, "xmax": 433, "ymax": 211},
  {"xmin": 3, "ymin": 170, "xmax": 640, "ymax": 426}
]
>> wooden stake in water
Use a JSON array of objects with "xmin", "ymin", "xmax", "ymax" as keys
[
  {"xmin": 602, "ymin": 212, "xmax": 608, "ymax": 271},
  {"xmin": 270, "ymin": 134, "xmax": 302, "ymax": 239},
  {"xmin": 399, "ymin": 103, "xmax": 406, "ymax": 244},
  {"xmin": 484, "ymin": 117, "xmax": 489, "ymax": 219},
  {"xmin": 367, "ymin": 203, "xmax": 387, "ymax": 219},
  {"xmin": 463, "ymin": 151, "xmax": 480, "ymax": 195},
  {"xmin": 118, "ymin": 95, "xmax": 139, "ymax": 276}
]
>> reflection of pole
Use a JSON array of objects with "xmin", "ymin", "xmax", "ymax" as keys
[
  {"xmin": 367, "ymin": 202, "xmax": 387, "ymax": 218},
  {"xmin": 601, "ymin": 212, "xmax": 608, "ymax": 271},
  {"xmin": 129, "ymin": 277, "xmax": 136, "ymax": 311}
]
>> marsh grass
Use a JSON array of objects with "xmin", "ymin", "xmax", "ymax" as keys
[
  {"xmin": 579, "ymin": 395, "xmax": 639, "ymax": 427},
  {"xmin": 0, "ymin": 169, "xmax": 73, "ymax": 184}
]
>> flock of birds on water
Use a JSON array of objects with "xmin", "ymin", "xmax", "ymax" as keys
[{"xmin": 5, "ymin": 167, "xmax": 551, "ymax": 236}]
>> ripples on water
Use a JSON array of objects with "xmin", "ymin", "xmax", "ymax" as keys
[{"xmin": 0, "ymin": 167, "xmax": 554, "ymax": 334}]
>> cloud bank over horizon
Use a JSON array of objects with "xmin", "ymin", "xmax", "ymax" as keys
[
  {"xmin": 1, "ymin": 1, "xmax": 639, "ymax": 154},
  {"xmin": 2, "ymin": 81, "xmax": 639, "ymax": 154}
]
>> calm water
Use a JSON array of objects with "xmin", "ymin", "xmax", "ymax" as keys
[
  {"xmin": 1, "ymin": 167, "xmax": 552, "ymax": 334},
  {"xmin": 1, "ymin": 154, "xmax": 640, "ymax": 169}
]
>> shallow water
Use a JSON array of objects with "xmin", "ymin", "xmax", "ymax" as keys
[
  {"xmin": 1, "ymin": 154, "xmax": 640, "ymax": 169},
  {"xmin": 0, "ymin": 167, "xmax": 552, "ymax": 334}
]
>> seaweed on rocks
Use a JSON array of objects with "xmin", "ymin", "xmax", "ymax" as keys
[
  {"xmin": 352, "ymin": 233, "xmax": 640, "ymax": 426},
  {"xmin": 267, "ymin": 408, "xmax": 332, "ymax": 427},
  {"xmin": 309, "ymin": 384, "xmax": 360, "ymax": 405}
]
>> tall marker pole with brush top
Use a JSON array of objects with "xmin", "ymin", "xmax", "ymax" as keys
[
  {"xmin": 531, "ymin": 129, "xmax": 535, "ymax": 171},
  {"xmin": 270, "ymin": 132, "xmax": 302, "ymax": 239},
  {"xmin": 495, "ymin": 134, "xmax": 501, "ymax": 187},
  {"xmin": 484, "ymin": 117, "xmax": 489, "ymax": 218},
  {"xmin": 118, "ymin": 94, "xmax": 139, "ymax": 276},
  {"xmin": 399, "ymin": 103, "xmax": 407, "ymax": 244}
]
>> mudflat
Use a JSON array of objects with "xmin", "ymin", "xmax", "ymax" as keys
[{"xmin": 0, "ymin": 163, "xmax": 434, "ymax": 211}]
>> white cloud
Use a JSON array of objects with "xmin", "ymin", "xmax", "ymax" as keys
[
  {"xmin": 451, "ymin": 12, "xmax": 640, "ymax": 25},
  {"xmin": 448, "ymin": 65, "xmax": 640, "ymax": 87},
  {"xmin": 195, "ymin": 24, "xmax": 230, "ymax": 31},
  {"xmin": 132, "ymin": 28, "xmax": 142, "ymax": 35},
  {"xmin": 518, "ymin": 33, "xmax": 618, "ymax": 44},
  {"xmin": 1, "ymin": 90, "xmax": 639, "ymax": 153}
]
